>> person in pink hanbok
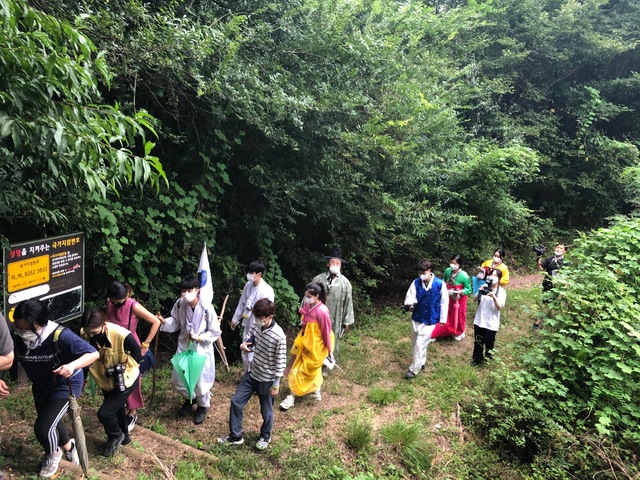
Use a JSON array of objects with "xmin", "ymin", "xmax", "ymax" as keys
[
  {"xmin": 430, "ymin": 255, "xmax": 472, "ymax": 342},
  {"xmin": 105, "ymin": 281, "xmax": 161, "ymax": 432}
]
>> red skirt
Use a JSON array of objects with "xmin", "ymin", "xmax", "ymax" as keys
[{"xmin": 431, "ymin": 284, "xmax": 467, "ymax": 338}]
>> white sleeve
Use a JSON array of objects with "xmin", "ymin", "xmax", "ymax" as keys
[
  {"xmin": 404, "ymin": 281, "xmax": 417, "ymax": 305},
  {"xmin": 439, "ymin": 281, "xmax": 449, "ymax": 323},
  {"xmin": 160, "ymin": 300, "xmax": 181, "ymax": 333},
  {"xmin": 231, "ymin": 283, "xmax": 249, "ymax": 324},
  {"xmin": 199, "ymin": 307, "xmax": 221, "ymax": 343},
  {"xmin": 160, "ymin": 316, "xmax": 179, "ymax": 333}
]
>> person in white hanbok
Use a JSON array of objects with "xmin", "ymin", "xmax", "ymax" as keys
[
  {"xmin": 230, "ymin": 261, "xmax": 275, "ymax": 373},
  {"xmin": 158, "ymin": 275, "xmax": 221, "ymax": 425}
]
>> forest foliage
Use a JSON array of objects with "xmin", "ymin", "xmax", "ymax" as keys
[
  {"xmin": 3, "ymin": 0, "xmax": 639, "ymax": 301},
  {"xmin": 1, "ymin": 0, "xmax": 640, "ymax": 475}
]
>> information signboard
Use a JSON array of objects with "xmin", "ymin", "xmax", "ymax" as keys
[{"xmin": 3, "ymin": 232, "xmax": 84, "ymax": 324}]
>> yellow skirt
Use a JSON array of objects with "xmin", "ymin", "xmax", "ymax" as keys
[{"xmin": 288, "ymin": 323, "xmax": 334, "ymax": 396}]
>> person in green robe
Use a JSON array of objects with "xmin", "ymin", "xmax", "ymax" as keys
[{"xmin": 312, "ymin": 248, "xmax": 354, "ymax": 364}]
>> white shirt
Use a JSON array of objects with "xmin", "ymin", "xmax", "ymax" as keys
[
  {"xmin": 231, "ymin": 279, "xmax": 275, "ymax": 329},
  {"xmin": 473, "ymin": 287, "xmax": 507, "ymax": 331}
]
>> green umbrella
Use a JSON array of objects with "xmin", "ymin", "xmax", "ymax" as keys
[{"xmin": 171, "ymin": 343, "xmax": 207, "ymax": 399}]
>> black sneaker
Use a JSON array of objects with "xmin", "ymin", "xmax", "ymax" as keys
[
  {"xmin": 179, "ymin": 399, "xmax": 195, "ymax": 416},
  {"xmin": 122, "ymin": 434, "xmax": 131, "ymax": 446},
  {"xmin": 193, "ymin": 406, "xmax": 208, "ymax": 425},
  {"xmin": 103, "ymin": 433, "xmax": 125, "ymax": 457}
]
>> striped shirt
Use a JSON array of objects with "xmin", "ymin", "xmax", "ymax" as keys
[{"xmin": 248, "ymin": 320, "xmax": 287, "ymax": 385}]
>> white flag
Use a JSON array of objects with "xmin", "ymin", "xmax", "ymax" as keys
[{"xmin": 198, "ymin": 243, "xmax": 213, "ymax": 308}]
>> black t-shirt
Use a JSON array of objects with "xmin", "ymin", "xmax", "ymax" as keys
[
  {"xmin": 541, "ymin": 256, "xmax": 565, "ymax": 291},
  {"xmin": 541, "ymin": 256, "xmax": 565, "ymax": 276}
]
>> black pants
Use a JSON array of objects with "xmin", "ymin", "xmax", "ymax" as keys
[
  {"xmin": 99, "ymin": 377, "xmax": 139, "ymax": 440},
  {"xmin": 34, "ymin": 395, "xmax": 70, "ymax": 454},
  {"xmin": 473, "ymin": 324, "xmax": 497, "ymax": 365}
]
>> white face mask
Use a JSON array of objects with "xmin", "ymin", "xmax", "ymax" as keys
[
  {"xmin": 554, "ymin": 250, "xmax": 564, "ymax": 257},
  {"xmin": 303, "ymin": 296, "xmax": 315, "ymax": 304},
  {"xmin": 488, "ymin": 276, "xmax": 499, "ymax": 285},
  {"xmin": 246, "ymin": 273, "xmax": 255, "ymax": 283},
  {"xmin": 255, "ymin": 317, "xmax": 268, "ymax": 327},
  {"xmin": 329, "ymin": 265, "xmax": 341, "ymax": 275},
  {"xmin": 182, "ymin": 291, "xmax": 197, "ymax": 303},
  {"xmin": 419, "ymin": 273, "xmax": 430, "ymax": 282},
  {"xmin": 493, "ymin": 256, "xmax": 502, "ymax": 265},
  {"xmin": 450, "ymin": 263, "xmax": 459, "ymax": 271},
  {"xmin": 15, "ymin": 328, "xmax": 39, "ymax": 347}
]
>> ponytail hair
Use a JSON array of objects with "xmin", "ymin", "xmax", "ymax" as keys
[{"xmin": 107, "ymin": 281, "xmax": 132, "ymax": 300}]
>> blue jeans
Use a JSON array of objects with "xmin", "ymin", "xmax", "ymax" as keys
[{"xmin": 229, "ymin": 372, "xmax": 274, "ymax": 440}]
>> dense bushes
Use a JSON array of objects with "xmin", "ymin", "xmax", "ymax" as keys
[{"xmin": 465, "ymin": 215, "xmax": 640, "ymax": 477}]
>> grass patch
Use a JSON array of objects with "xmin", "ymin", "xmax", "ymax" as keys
[
  {"xmin": 343, "ymin": 414, "xmax": 373, "ymax": 452},
  {"xmin": 380, "ymin": 420, "xmax": 434, "ymax": 477},
  {"xmin": 366, "ymin": 386, "xmax": 401, "ymax": 406},
  {"xmin": 148, "ymin": 418, "xmax": 168, "ymax": 435}
]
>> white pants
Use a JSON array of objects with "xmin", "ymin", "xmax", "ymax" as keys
[
  {"xmin": 241, "ymin": 328, "xmax": 254, "ymax": 373},
  {"xmin": 409, "ymin": 321, "xmax": 437, "ymax": 375}
]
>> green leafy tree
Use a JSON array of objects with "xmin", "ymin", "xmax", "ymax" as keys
[
  {"xmin": 0, "ymin": 0, "xmax": 165, "ymax": 241},
  {"xmin": 443, "ymin": 0, "xmax": 640, "ymax": 227}
]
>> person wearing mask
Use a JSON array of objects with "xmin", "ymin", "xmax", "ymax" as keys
[
  {"xmin": 158, "ymin": 275, "xmax": 221, "ymax": 425},
  {"xmin": 537, "ymin": 243, "xmax": 567, "ymax": 293},
  {"xmin": 280, "ymin": 282, "xmax": 334, "ymax": 410},
  {"xmin": 81, "ymin": 309, "xmax": 141, "ymax": 457},
  {"xmin": 403, "ymin": 260, "xmax": 449, "ymax": 379},
  {"xmin": 218, "ymin": 299, "xmax": 287, "ymax": 450},
  {"xmin": 105, "ymin": 281, "xmax": 161, "ymax": 432},
  {"xmin": 481, "ymin": 248, "xmax": 510, "ymax": 286},
  {"xmin": 230, "ymin": 261, "xmax": 275, "ymax": 373},
  {"xmin": 13, "ymin": 300, "xmax": 98, "ymax": 477},
  {"xmin": 471, "ymin": 268, "xmax": 507, "ymax": 366},
  {"xmin": 312, "ymin": 248, "xmax": 354, "ymax": 366},
  {"xmin": 430, "ymin": 254, "xmax": 472, "ymax": 341},
  {"xmin": 534, "ymin": 243, "xmax": 568, "ymax": 328}
]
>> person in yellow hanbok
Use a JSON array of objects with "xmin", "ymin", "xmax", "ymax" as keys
[{"xmin": 280, "ymin": 282, "xmax": 334, "ymax": 410}]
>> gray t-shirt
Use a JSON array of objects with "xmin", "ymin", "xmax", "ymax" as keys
[{"xmin": 0, "ymin": 313, "xmax": 13, "ymax": 357}]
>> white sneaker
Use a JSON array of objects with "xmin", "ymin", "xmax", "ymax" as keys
[
  {"xmin": 255, "ymin": 437, "xmax": 270, "ymax": 450},
  {"xmin": 39, "ymin": 448, "xmax": 63, "ymax": 478},
  {"xmin": 280, "ymin": 394, "xmax": 295, "ymax": 410},
  {"xmin": 428, "ymin": 338, "xmax": 437, "ymax": 344},
  {"xmin": 217, "ymin": 435, "xmax": 244, "ymax": 445},
  {"xmin": 454, "ymin": 332, "xmax": 466, "ymax": 341},
  {"xmin": 64, "ymin": 439, "xmax": 80, "ymax": 465},
  {"xmin": 312, "ymin": 390, "xmax": 322, "ymax": 401},
  {"xmin": 127, "ymin": 414, "xmax": 138, "ymax": 432}
]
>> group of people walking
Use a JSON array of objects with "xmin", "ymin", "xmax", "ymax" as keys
[
  {"xmin": 1, "ymin": 243, "xmax": 566, "ymax": 477},
  {"xmin": 219, "ymin": 248, "xmax": 354, "ymax": 449},
  {"xmin": 402, "ymin": 248, "xmax": 510, "ymax": 379},
  {"xmin": 0, "ymin": 248, "xmax": 354, "ymax": 477}
]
